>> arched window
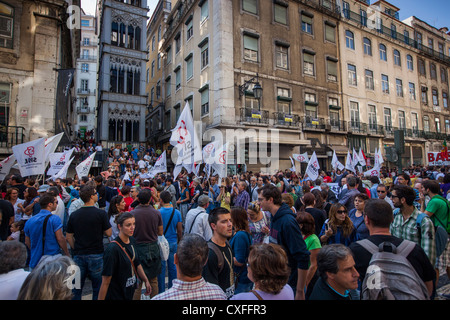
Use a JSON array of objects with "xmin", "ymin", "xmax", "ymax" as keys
[
  {"xmin": 345, "ymin": 30, "xmax": 354, "ymax": 49},
  {"xmin": 393, "ymin": 49, "xmax": 401, "ymax": 66},
  {"xmin": 379, "ymin": 44, "xmax": 387, "ymax": 61},
  {"xmin": 363, "ymin": 37, "xmax": 372, "ymax": 55},
  {"xmin": 406, "ymin": 55, "xmax": 413, "ymax": 70}
]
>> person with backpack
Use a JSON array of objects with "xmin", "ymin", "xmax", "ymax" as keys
[
  {"xmin": 422, "ymin": 180, "xmax": 450, "ymax": 282},
  {"xmin": 157, "ymin": 191, "xmax": 182, "ymax": 294},
  {"xmin": 390, "ymin": 185, "xmax": 436, "ymax": 265},
  {"xmin": 201, "ymin": 207, "xmax": 235, "ymax": 299},
  {"xmin": 350, "ymin": 199, "xmax": 435, "ymax": 300}
]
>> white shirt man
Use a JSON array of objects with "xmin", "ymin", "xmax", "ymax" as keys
[
  {"xmin": 184, "ymin": 195, "xmax": 212, "ymax": 241},
  {"xmin": 248, "ymin": 177, "xmax": 259, "ymax": 202},
  {"xmin": 138, "ymin": 159, "xmax": 147, "ymax": 170}
]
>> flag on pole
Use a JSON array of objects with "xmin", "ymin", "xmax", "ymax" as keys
[
  {"xmin": 289, "ymin": 156, "xmax": 296, "ymax": 172},
  {"xmin": 75, "ymin": 152, "xmax": 96, "ymax": 179},
  {"xmin": 12, "ymin": 137, "xmax": 47, "ymax": 177},
  {"xmin": 211, "ymin": 143, "xmax": 228, "ymax": 185},
  {"xmin": 149, "ymin": 151, "xmax": 167, "ymax": 178},
  {"xmin": 293, "ymin": 152, "xmax": 309, "ymax": 163},
  {"xmin": 0, "ymin": 154, "xmax": 16, "ymax": 181},
  {"xmin": 49, "ymin": 157, "xmax": 74, "ymax": 181},
  {"xmin": 305, "ymin": 151, "xmax": 320, "ymax": 181},
  {"xmin": 364, "ymin": 165, "xmax": 381, "ymax": 177},
  {"xmin": 331, "ymin": 150, "xmax": 344, "ymax": 171},
  {"xmin": 47, "ymin": 148, "xmax": 75, "ymax": 176},
  {"xmin": 345, "ymin": 150, "xmax": 355, "ymax": 173},
  {"xmin": 377, "ymin": 147, "xmax": 384, "ymax": 165},
  {"xmin": 358, "ymin": 148, "xmax": 367, "ymax": 166},
  {"xmin": 352, "ymin": 148, "xmax": 360, "ymax": 168},
  {"xmin": 170, "ymin": 102, "xmax": 202, "ymax": 171},
  {"xmin": 44, "ymin": 133, "xmax": 64, "ymax": 165}
]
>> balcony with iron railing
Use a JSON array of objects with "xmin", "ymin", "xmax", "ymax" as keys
[
  {"xmin": 273, "ymin": 112, "xmax": 301, "ymax": 128},
  {"xmin": 328, "ymin": 119, "xmax": 347, "ymax": 132},
  {"xmin": 79, "ymin": 55, "xmax": 97, "ymax": 61},
  {"xmin": 384, "ymin": 126, "xmax": 396, "ymax": 137},
  {"xmin": 341, "ymin": 7, "xmax": 450, "ymax": 65},
  {"xmin": 305, "ymin": 0, "xmax": 341, "ymax": 17},
  {"xmin": 367, "ymin": 124, "xmax": 384, "ymax": 136},
  {"xmin": 239, "ymin": 108, "xmax": 269, "ymax": 125},
  {"xmin": 348, "ymin": 121, "xmax": 367, "ymax": 134},
  {"xmin": 0, "ymin": 126, "xmax": 25, "ymax": 149},
  {"xmin": 77, "ymin": 88, "xmax": 96, "ymax": 95},
  {"xmin": 303, "ymin": 116, "xmax": 326, "ymax": 130},
  {"xmin": 77, "ymin": 106, "xmax": 92, "ymax": 114}
]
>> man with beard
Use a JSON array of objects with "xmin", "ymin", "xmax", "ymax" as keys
[
  {"xmin": 257, "ymin": 184, "xmax": 310, "ymax": 300},
  {"xmin": 389, "ymin": 185, "xmax": 436, "ymax": 265}
]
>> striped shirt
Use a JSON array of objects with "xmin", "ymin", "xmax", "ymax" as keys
[
  {"xmin": 151, "ymin": 278, "xmax": 227, "ymax": 300},
  {"xmin": 390, "ymin": 207, "xmax": 436, "ymax": 264}
]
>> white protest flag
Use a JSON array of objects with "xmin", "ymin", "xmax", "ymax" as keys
[
  {"xmin": 123, "ymin": 171, "xmax": 131, "ymax": 181},
  {"xmin": 374, "ymin": 147, "xmax": 379, "ymax": 168},
  {"xmin": 12, "ymin": 137, "xmax": 46, "ymax": 177},
  {"xmin": 305, "ymin": 151, "xmax": 320, "ymax": 181},
  {"xmin": 377, "ymin": 147, "xmax": 384, "ymax": 165},
  {"xmin": 75, "ymin": 152, "xmax": 96, "ymax": 179},
  {"xmin": 47, "ymin": 147, "xmax": 75, "ymax": 176},
  {"xmin": 149, "ymin": 151, "xmax": 167, "ymax": 178},
  {"xmin": 345, "ymin": 150, "xmax": 355, "ymax": 173},
  {"xmin": 49, "ymin": 156, "xmax": 74, "ymax": 181},
  {"xmin": 331, "ymin": 150, "xmax": 345, "ymax": 171},
  {"xmin": 211, "ymin": 143, "xmax": 228, "ymax": 184},
  {"xmin": 352, "ymin": 148, "xmax": 361, "ymax": 168},
  {"xmin": 0, "ymin": 154, "xmax": 16, "ymax": 181},
  {"xmin": 193, "ymin": 162, "xmax": 201, "ymax": 177},
  {"xmin": 170, "ymin": 102, "xmax": 202, "ymax": 171},
  {"xmin": 289, "ymin": 156, "xmax": 296, "ymax": 172},
  {"xmin": 293, "ymin": 152, "xmax": 309, "ymax": 163},
  {"xmin": 44, "ymin": 133, "xmax": 64, "ymax": 164},
  {"xmin": 358, "ymin": 148, "xmax": 366, "ymax": 166},
  {"xmin": 364, "ymin": 165, "xmax": 381, "ymax": 177}
]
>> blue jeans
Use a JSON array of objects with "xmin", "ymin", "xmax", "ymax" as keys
[
  {"xmin": 158, "ymin": 242, "xmax": 177, "ymax": 293},
  {"xmin": 72, "ymin": 253, "xmax": 103, "ymax": 300}
]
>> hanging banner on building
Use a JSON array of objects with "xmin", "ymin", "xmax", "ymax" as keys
[
  {"xmin": 427, "ymin": 152, "xmax": 450, "ymax": 166},
  {"xmin": 12, "ymin": 137, "xmax": 46, "ymax": 177}
]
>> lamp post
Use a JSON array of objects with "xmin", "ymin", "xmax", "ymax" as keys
[{"xmin": 239, "ymin": 73, "xmax": 263, "ymax": 103}]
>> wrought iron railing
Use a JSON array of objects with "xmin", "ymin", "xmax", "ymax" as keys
[{"xmin": 0, "ymin": 126, "xmax": 25, "ymax": 148}]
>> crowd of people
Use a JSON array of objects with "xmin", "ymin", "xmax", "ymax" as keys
[{"xmin": 0, "ymin": 158, "xmax": 449, "ymax": 301}]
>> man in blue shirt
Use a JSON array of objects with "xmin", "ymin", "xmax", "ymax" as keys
[
  {"xmin": 24, "ymin": 194, "xmax": 70, "ymax": 269},
  {"xmin": 207, "ymin": 176, "xmax": 220, "ymax": 213}
]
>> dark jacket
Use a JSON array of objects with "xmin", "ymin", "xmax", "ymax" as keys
[
  {"xmin": 309, "ymin": 277, "xmax": 352, "ymax": 300},
  {"xmin": 270, "ymin": 203, "xmax": 310, "ymax": 291}
]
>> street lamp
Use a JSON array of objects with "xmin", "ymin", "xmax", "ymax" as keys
[{"xmin": 238, "ymin": 73, "xmax": 263, "ymax": 99}]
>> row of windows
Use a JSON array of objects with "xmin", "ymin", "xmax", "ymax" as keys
[
  {"xmin": 349, "ymin": 101, "xmax": 424, "ymax": 132},
  {"xmin": 346, "ymin": 30, "xmax": 448, "ymax": 83}
]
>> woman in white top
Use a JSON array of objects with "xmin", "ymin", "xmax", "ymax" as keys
[{"xmin": 5, "ymin": 187, "xmax": 25, "ymax": 222}]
